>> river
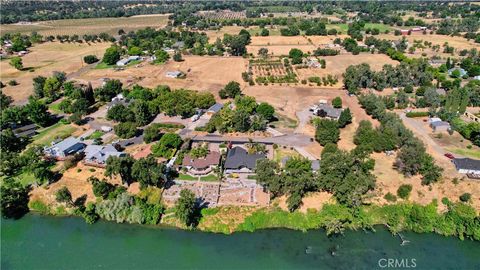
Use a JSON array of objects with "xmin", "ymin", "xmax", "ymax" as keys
[{"xmin": 1, "ymin": 214, "xmax": 479, "ymax": 269}]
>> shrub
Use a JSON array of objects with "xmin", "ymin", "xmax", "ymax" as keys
[
  {"xmin": 397, "ymin": 184, "xmax": 413, "ymax": 199},
  {"xmin": 8, "ymin": 80, "xmax": 18, "ymax": 86},
  {"xmin": 459, "ymin": 193, "xmax": 471, "ymax": 202},
  {"xmin": 83, "ymin": 55, "xmax": 99, "ymax": 64},
  {"xmin": 406, "ymin": 111, "xmax": 429, "ymax": 118},
  {"xmin": 384, "ymin": 192, "xmax": 397, "ymax": 202},
  {"xmin": 332, "ymin": 97, "xmax": 342, "ymax": 108}
]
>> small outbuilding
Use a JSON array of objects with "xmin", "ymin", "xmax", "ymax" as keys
[
  {"xmin": 430, "ymin": 121, "xmax": 451, "ymax": 132},
  {"xmin": 206, "ymin": 103, "xmax": 224, "ymax": 115}
]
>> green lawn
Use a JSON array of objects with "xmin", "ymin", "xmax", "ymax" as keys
[
  {"xmin": 48, "ymin": 102, "xmax": 63, "ymax": 114},
  {"xmin": 86, "ymin": 130, "xmax": 104, "ymax": 140},
  {"xmin": 326, "ymin": 23, "xmax": 392, "ymax": 33},
  {"xmin": 447, "ymin": 147, "xmax": 480, "ymax": 159},
  {"xmin": 94, "ymin": 62, "xmax": 116, "ymax": 69},
  {"xmin": 32, "ymin": 122, "xmax": 77, "ymax": 146},
  {"xmin": 247, "ymin": 27, "xmax": 281, "ymax": 36},
  {"xmin": 200, "ymin": 174, "xmax": 219, "ymax": 182},
  {"xmin": 177, "ymin": 173, "xmax": 198, "ymax": 181},
  {"xmin": 0, "ymin": 172, "xmax": 36, "ymax": 187}
]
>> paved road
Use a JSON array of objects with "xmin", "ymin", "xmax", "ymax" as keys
[
  {"xmin": 189, "ymin": 133, "xmax": 313, "ymax": 147},
  {"xmin": 295, "ymin": 108, "xmax": 312, "ymax": 134},
  {"xmin": 399, "ymin": 112, "xmax": 446, "ymax": 157}
]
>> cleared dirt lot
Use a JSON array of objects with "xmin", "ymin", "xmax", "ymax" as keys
[
  {"xmin": 75, "ymin": 55, "xmax": 247, "ymax": 96},
  {"xmin": 1, "ymin": 42, "xmax": 110, "ymax": 103},
  {"xmin": 1, "ymin": 14, "xmax": 169, "ymax": 36}
]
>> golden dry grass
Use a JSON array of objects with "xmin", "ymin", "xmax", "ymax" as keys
[
  {"xmin": 1, "ymin": 41, "xmax": 110, "ymax": 103},
  {"xmin": 0, "ymin": 14, "xmax": 169, "ymax": 36},
  {"xmin": 74, "ymin": 55, "xmax": 247, "ymax": 97},
  {"xmin": 369, "ymin": 152, "xmax": 480, "ymax": 212},
  {"xmin": 295, "ymin": 53, "xmax": 399, "ymax": 86}
]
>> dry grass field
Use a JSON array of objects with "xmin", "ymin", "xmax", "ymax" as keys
[
  {"xmin": 29, "ymin": 163, "xmax": 123, "ymax": 207},
  {"xmin": 295, "ymin": 53, "xmax": 399, "ymax": 86},
  {"xmin": 1, "ymin": 41, "xmax": 110, "ymax": 103},
  {"xmin": 247, "ymin": 35, "xmax": 349, "ymax": 56},
  {"xmin": 0, "ymin": 14, "xmax": 169, "ymax": 36},
  {"xmin": 376, "ymin": 33, "xmax": 479, "ymax": 51},
  {"xmin": 369, "ymin": 152, "xmax": 480, "ymax": 212},
  {"xmin": 74, "ymin": 55, "xmax": 247, "ymax": 96}
]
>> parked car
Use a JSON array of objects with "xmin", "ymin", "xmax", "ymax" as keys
[{"xmin": 444, "ymin": 153, "xmax": 455, "ymax": 159}]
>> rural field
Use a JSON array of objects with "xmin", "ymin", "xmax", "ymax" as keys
[
  {"xmin": 1, "ymin": 41, "xmax": 110, "ymax": 103},
  {"xmin": 1, "ymin": 14, "xmax": 169, "ymax": 36},
  {"xmin": 295, "ymin": 53, "xmax": 398, "ymax": 86},
  {"xmin": 74, "ymin": 55, "xmax": 248, "ymax": 96},
  {"xmin": 376, "ymin": 32, "xmax": 480, "ymax": 50}
]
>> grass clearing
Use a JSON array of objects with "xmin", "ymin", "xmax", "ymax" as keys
[
  {"xmin": 446, "ymin": 148, "xmax": 480, "ymax": 159},
  {"xmin": 94, "ymin": 62, "xmax": 116, "ymax": 69},
  {"xmin": 200, "ymin": 174, "xmax": 219, "ymax": 182},
  {"xmin": 86, "ymin": 130, "xmax": 104, "ymax": 140},
  {"xmin": 1, "ymin": 14, "xmax": 169, "ymax": 36},
  {"xmin": 177, "ymin": 173, "xmax": 198, "ymax": 181},
  {"xmin": 273, "ymin": 147, "xmax": 301, "ymax": 163},
  {"xmin": 32, "ymin": 122, "xmax": 78, "ymax": 146},
  {"xmin": 48, "ymin": 102, "xmax": 63, "ymax": 114},
  {"xmin": 326, "ymin": 23, "xmax": 392, "ymax": 33}
]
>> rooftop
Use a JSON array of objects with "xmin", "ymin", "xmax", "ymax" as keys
[
  {"xmin": 431, "ymin": 121, "xmax": 450, "ymax": 127},
  {"xmin": 453, "ymin": 158, "xmax": 480, "ymax": 171},
  {"xmin": 49, "ymin": 137, "xmax": 83, "ymax": 152},
  {"xmin": 183, "ymin": 151, "xmax": 221, "ymax": 170},
  {"xmin": 224, "ymin": 147, "xmax": 265, "ymax": 170},
  {"xmin": 208, "ymin": 103, "xmax": 224, "ymax": 113},
  {"xmin": 84, "ymin": 144, "xmax": 124, "ymax": 164},
  {"xmin": 317, "ymin": 104, "xmax": 342, "ymax": 118}
]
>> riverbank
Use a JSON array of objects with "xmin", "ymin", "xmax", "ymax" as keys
[
  {"xmin": 2, "ymin": 214, "xmax": 480, "ymax": 269},
  {"xmin": 28, "ymin": 198, "xmax": 480, "ymax": 241}
]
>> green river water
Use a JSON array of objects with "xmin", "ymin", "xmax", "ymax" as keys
[{"xmin": 1, "ymin": 214, "xmax": 479, "ymax": 270}]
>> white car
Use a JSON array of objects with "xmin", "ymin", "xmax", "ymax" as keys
[{"xmin": 191, "ymin": 114, "xmax": 200, "ymax": 122}]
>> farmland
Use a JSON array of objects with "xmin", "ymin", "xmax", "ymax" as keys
[{"xmin": 1, "ymin": 14, "xmax": 169, "ymax": 36}]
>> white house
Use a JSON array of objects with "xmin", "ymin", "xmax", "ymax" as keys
[{"xmin": 116, "ymin": 55, "xmax": 140, "ymax": 66}]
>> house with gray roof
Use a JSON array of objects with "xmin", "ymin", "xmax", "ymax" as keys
[
  {"xmin": 12, "ymin": 123, "xmax": 37, "ymax": 138},
  {"xmin": 207, "ymin": 103, "xmax": 224, "ymax": 115},
  {"xmin": 44, "ymin": 137, "xmax": 86, "ymax": 160},
  {"xmin": 453, "ymin": 158, "xmax": 480, "ymax": 175},
  {"xmin": 83, "ymin": 144, "xmax": 125, "ymax": 167},
  {"xmin": 224, "ymin": 147, "xmax": 265, "ymax": 173},
  {"xmin": 314, "ymin": 104, "xmax": 343, "ymax": 120},
  {"xmin": 430, "ymin": 121, "xmax": 451, "ymax": 132}
]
